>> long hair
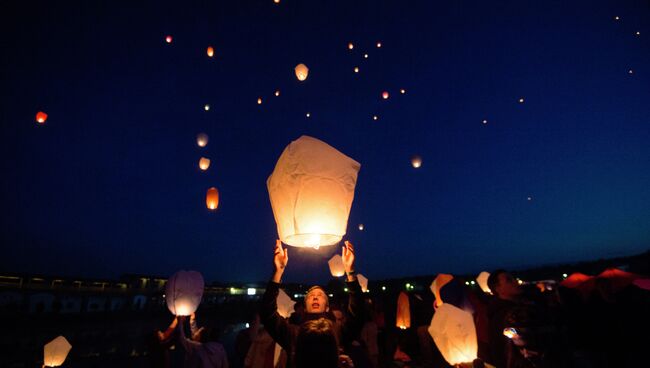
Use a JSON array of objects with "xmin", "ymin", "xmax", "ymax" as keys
[{"xmin": 294, "ymin": 318, "xmax": 339, "ymax": 368}]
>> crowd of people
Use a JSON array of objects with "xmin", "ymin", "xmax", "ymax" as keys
[{"xmin": 147, "ymin": 242, "xmax": 649, "ymax": 368}]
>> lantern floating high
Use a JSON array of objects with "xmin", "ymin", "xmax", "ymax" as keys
[
  {"xmin": 358, "ymin": 223, "xmax": 364, "ymax": 231},
  {"xmin": 207, "ymin": 46, "xmax": 214, "ymax": 57},
  {"xmin": 400, "ymin": 89, "xmax": 406, "ymax": 94},
  {"xmin": 199, "ymin": 157, "xmax": 210, "ymax": 171},
  {"xmin": 428, "ymin": 303, "xmax": 478, "ymax": 366},
  {"xmin": 328, "ymin": 254, "xmax": 345, "ymax": 277},
  {"xmin": 382, "ymin": 91, "xmax": 389, "ymax": 99},
  {"xmin": 396, "ymin": 291, "xmax": 411, "ymax": 329},
  {"xmin": 197, "ymin": 133, "xmax": 209, "ymax": 148},
  {"xmin": 36, "ymin": 111, "xmax": 48, "ymax": 124},
  {"xmin": 354, "ymin": 66, "xmax": 359, "ymax": 73},
  {"xmin": 476, "ymin": 271, "xmax": 491, "ymax": 294},
  {"xmin": 275, "ymin": 90, "xmax": 280, "ymax": 97},
  {"xmin": 294, "ymin": 63, "xmax": 309, "ymax": 81},
  {"xmin": 376, "ymin": 42, "xmax": 382, "ymax": 48},
  {"xmin": 206, "ymin": 187, "xmax": 219, "ymax": 210},
  {"xmin": 411, "ymin": 155, "xmax": 422, "ymax": 168},
  {"xmin": 44, "ymin": 336, "xmax": 72, "ymax": 367},
  {"xmin": 165, "ymin": 270, "xmax": 204, "ymax": 316},
  {"xmin": 165, "ymin": 35, "xmax": 173, "ymax": 43},
  {"xmin": 257, "ymin": 97, "xmax": 263, "ymax": 105},
  {"xmin": 204, "ymin": 104, "xmax": 210, "ymax": 111},
  {"xmin": 267, "ymin": 136, "xmax": 361, "ymax": 248},
  {"xmin": 348, "ymin": 42, "xmax": 354, "ymax": 50}
]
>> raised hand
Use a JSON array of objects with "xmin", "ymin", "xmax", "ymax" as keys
[
  {"xmin": 272, "ymin": 239, "xmax": 288, "ymax": 282},
  {"xmin": 342, "ymin": 240, "xmax": 355, "ymax": 274}
]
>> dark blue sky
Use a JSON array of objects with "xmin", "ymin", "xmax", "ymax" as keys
[{"xmin": 1, "ymin": 0, "xmax": 649, "ymax": 284}]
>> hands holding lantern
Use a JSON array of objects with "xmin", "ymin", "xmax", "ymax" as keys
[{"xmin": 271, "ymin": 239, "xmax": 357, "ymax": 283}]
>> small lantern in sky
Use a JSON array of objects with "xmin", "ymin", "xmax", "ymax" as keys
[
  {"xmin": 358, "ymin": 274, "xmax": 369, "ymax": 292},
  {"xmin": 518, "ymin": 97, "xmax": 525, "ymax": 103},
  {"xmin": 275, "ymin": 90, "xmax": 280, "ymax": 97},
  {"xmin": 257, "ymin": 97, "xmax": 263, "ymax": 105},
  {"xmin": 273, "ymin": 0, "xmax": 280, "ymax": 3},
  {"xmin": 376, "ymin": 42, "xmax": 382, "ymax": 48},
  {"xmin": 306, "ymin": 112, "xmax": 311, "ymax": 118},
  {"xmin": 410, "ymin": 155, "xmax": 422, "ymax": 169},
  {"xmin": 382, "ymin": 91, "xmax": 389, "ymax": 99},
  {"xmin": 207, "ymin": 46, "xmax": 214, "ymax": 57},
  {"xmin": 328, "ymin": 254, "xmax": 345, "ymax": 277},
  {"xmin": 363, "ymin": 53, "xmax": 368, "ymax": 58},
  {"xmin": 165, "ymin": 270, "xmax": 205, "ymax": 316},
  {"xmin": 614, "ymin": 16, "xmax": 620, "ymax": 20},
  {"xmin": 165, "ymin": 35, "xmax": 173, "ymax": 43},
  {"xmin": 277, "ymin": 289, "xmax": 296, "ymax": 318},
  {"xmin": 400, "ymin": 89, "xmax": 406, "ymax": 94},
  {"xmin": 431, "ymin": 273, "xmax": 453, "ymax": 308},
  {"xmin": 44, "ymin": 336, "xmax": 72, "ymax": 367},
  {"xmin": 354, "ymin": 66, "xmax": 359, "ymax": 73},
  {"xmin": 206, "ymin": 187, "xmax": 219, "ymax": 210},
  {"xmin": 482, "ymin": 119, "xmax": 488, "ymax": 124},
  {"xmin": 358, "ymin": 223, "xmax": 364, "ymax": 231},
  {"xmin": 476, "ymin": 271, "xmax": 491, "ymax": 294},
  {"xmin": 372, "ymin": 115, "xmax": 378, "ymax": 121},
  {"xmin": 348, "ymin": 42, "xmax": 354, "ymax": 50},
  {"xmin": 36, "ymin": 111, "xmax": 48, "ymax": 124},
  {"xmin": 196, "ymin": 133, "xmax": 209, "ymax": 148},
  {"xmin": 396, "ymin": 291, "xmax": 411, "ymax": 329},
  {"xmin": 204, "ymin": 104, "xmax": 210, "ymax": 111},
  {"xmin": 199, "ymin": 157, "xmax": 210, "ymax": 171},
  {"xmin": 267, "ymin": 136, "xmax": 361, "ymax": 248},
  {"xmin": 428, "ymin": 303, "xmax": 478, "ymax": 365},
  {"xmin": 295, "ymin": 63, "xmax": 309, "ymax": 81}
]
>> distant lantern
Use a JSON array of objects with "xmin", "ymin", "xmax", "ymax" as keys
[
  {"xmin": 197, "ymin": 133, "xmax": 209, "ymax": 148},
  {"xmin": 396, "ymin": 291, "xmax": 411, "ymax": 329},
  {"xmin": 354, "ymin": 66, "xmax": 359, "ymax": 73},
  {"xmin": 376, "ymin": 42, "xmax": 382, "ymax": 48},
  {"xmin": 204, "ymin": 104, "xmax": 210, "ymax": 111},
  {"xmin": 363, "ymin": 53, "xmax": 368, "ymax": 58},
  {"xmin": 527, "ymin": 196, "xmax": 532, "ymax": 201},
  {"xmin": 476, "ymin": 271, "xmax": 491, "ymax": 294},
  {"xmin": 274, "ymin": 0, "xmax": 280, "ymax": 3},
  {"xmin": 328, "ymin": 254, "xmax": 345, "ymax": 277},
  {"xmin": 636, "ymin": 31, "xmax": 640, "ymax": 36},
  {"xmin": 276, "ymin": 289, "xmax": 296, "ymax": 318},
  {"xmin": 482, "ymin": 119, "xmax": 488, "ymax": 124},
  {"xmin": 628, "ymin": 69, "xmax": 634, "ymax": 74},
  {"xmin": 430, "ymin": 273, "xmax": 453, "ymax": 308},
  {"xmin": 207, "ymin": 46, "xmax": 214, "ymax": 57},
  {"xmin": 165, "ymin": 270, "xmax": 205, "ymax": 316},
  {"xmin": 382, "ymin": 91, "xmax": 389, "ymax": 99},
  {"xmin": 358, "ymin": 274, "xmax": 369, "ymax": 292},
  {"xmin": 199, "ymin": 157, "xmax": 210, "ymax": 171},
  {"xmin": 294, "ymin": 63, "xmax": 309, "ymax": 81},
  {"xmin": 306, "ymin": 112, "xmax": 311, "ymax": 118},
  {"xmin": 518, "ymin": 97, "xmax": 525, "ymax": 103},
  {"xmin": 206, "ymin": 187, "xmax": 219, "ymax": 210},
  {"xmin": 165, "ymin": 35, "xmax": 173, "ymax": 43},
  {"xmin": 428, "ymin": 303, "xmax": 478, "ymax": 366},
  {"xmin": 267, "ymin": 136, "xmax": 361, "ymax": 248},
  {"xmin": 400, "ymin": 89, "xmax": 406, "ymax": 94},
  {"xmin": 348, "ymin": 42, "xmax": 354, "ymax": 50},
  {"xmin": 614, "ymin": 16, "xmax": 620, "ymax": 20},
  {"xmin": 411, "ymin": 155, "xmax": 422, "ymax": 168},
  {"xmin": 44, "ymin": 336, "xmax": 72, "ymax": 367},
  {"xmin": 372, "ymin": 115, "xmax": 378, "ymax": 121},
  {"xmin": 275, "ymin": 90, "xmax": 280, "ymax": 97},
  {"xmin": 257, "ymin": 97, "xmax": 263, "ymax": 105},
  {"xmin": 358, "ymin": 223, "xmax": 364, "ymax": 231},
  {"xmin": 36, "ymin": 111, "xmax": 48, "ymax": 124}
]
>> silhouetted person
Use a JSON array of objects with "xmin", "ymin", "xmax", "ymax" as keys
[
  {"xmin": 177, "ymin": 315, "xmax": 229, "ymax": 368},
  {"xmin": 486, "ymin": 270, "xmax": 524, "ymax": 367},
  {"xmin": 295, "ymin": 317, "xmax": 354, "ymax": 368}
]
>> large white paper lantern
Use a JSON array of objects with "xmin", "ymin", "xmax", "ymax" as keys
[
  {"xmin": 276, "ymin": 289, "xmax": 296, "ymax": 318},
  {"xmin": 44, "ymin": 336, "xmax": 72, "ymax": 367},
  {"xmin": 165, "ymin": 270, "xmax": 204, "ymax": 316},
  {"xmin": 428, "ymin": 303, "xmax": 478, "ymax": 366},
  {"xmin": 476, "ymin": 271, "xmax": 491, "ymax": 294},
  {"xmin": 328, "ymin": 254, "xmax": 345, "ymax": 277},
  {"xmin": 267, "ymin": 136, "xmax": 361, "ymax": 248}
]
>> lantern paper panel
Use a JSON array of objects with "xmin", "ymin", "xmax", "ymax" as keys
[
  {"xmin": 396, "ymin": 291, "xmax": 411, "ymax": 329},
  {"xmin": 44, "ymin": 335, "xmax": 72, "ymax": 367},
  {"xmin": 294, "ymin": 63, "xmax": 309, "ymax": 81},
  {"xmin": 165, "ymin": 270, "xmax": 204, "ymax": 316},
  {"xmin": 476, "ymin": 271, "xmax": 491, "ymax": 294},
  {"xmin": 430, "ymin": 273, "xmax": 453, "ymax": 307},
  {"xmin": 206, "ymin": 187, "xmax": 219, "ymax": 210},
  {"xmin": 428, "ymin": 303, "xmax": 478, "ymax": 365},
  {"xmin": 357, "ymin": 274, "xmax": 368, "ymax": 292},
  {"xmin": 328, "ymin": 254, "xmax": 345, "ymax": 277},
  {"xmin": 276, "ymin": 289, "xmax": 296, "ymax": 318},
  {"xmin": 267, "ymin": 136, "xmax": 361, "ymax": 248}
]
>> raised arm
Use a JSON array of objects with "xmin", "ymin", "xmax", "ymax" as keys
[
  {"xmin": 159, "ymin": 317, "xmax": 178, "ymax": 341},
  {"xmin": 341, "ymin": 241, "xmax": 365, "ymax": 342},
  {"xmin": 259, "ymin": 240, "xmax": 293, "ymax": 351},
  {"xmin": 177, "ymin": 316, "xmax": 202, "ymax": 352}
]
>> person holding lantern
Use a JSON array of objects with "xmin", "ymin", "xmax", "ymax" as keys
[{"xmin": 260, "ymin": 240, "xmax": 365, "ymax": 368}]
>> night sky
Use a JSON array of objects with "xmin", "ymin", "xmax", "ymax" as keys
[{"xmin": 1, "ymin": 0, "xmax": 649, "ymax": 284}]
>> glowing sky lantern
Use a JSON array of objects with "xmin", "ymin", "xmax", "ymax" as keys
[
  {"xmin": 165, "ymin": 270, "xmax": 204, "ymax": 316},
  {"xmin": 275, "ymin": 90, "xmax": 280, "ymax": 97},
  {"xmin": 207, "ymin": 46, "xmax": 214, "ymax": 57},
  {"xmin": 372, "ymin": 115, "xmax": 378, "ymax": 121},
  {"xmin": 36, "ymin": 111, "xmax": 48, "ymax": 124},
  {"xmin": 411, "ymin": 155, "xmax": 422, "ymax": 168},
  {"xmin": 348, "ymin": 42, "xmax": 354, "ymax": 50},
  {"xmin": 267, "ymin": 136, "xmax": 360, "ymax": 248},
  {"xmin": 276, "ymin": 289, "xmax": 296, "ymax": 318},
  {"xmin": 376, "ymin": 42, "xmax": 382, "ymax": 48},
  {"xmin": 328, "ymin": 254, "xmax": 345, "ymax": 277},
  {"xmin": 357, "ymin": 274, "xmax": 369, "ymax": 292},
  {"xmin": 206, "ymin": 187, "xmax": 219, "ymax": 210},
  {"xmin": 431, "ymin": 273, "xmax": 453, "ymax": 307},
  {"xmin": 196, "ymin": 133, "xmax": 209, "ymax": 148},
  {"xmin": 400, "ymin": 89, "xmax": 406, "ymax": 94},
  {"xmin": 354, "ymin": 66, "xmax": 359, "ymax": 73},
  {"xmin": 294, "ymin": 63, "xmax": 309, "ymax": 81},
  {"xmin": 518, "ymin": 97, "xmax": 525, "ymax": 103},
  {"xmin": 199, "ymin": 157, "xmax": 211, "ymax": 171},
  {"xmin": 358, "ymin": 223, "xmax": 364, "ymax": 231},
  {"xmin": 273, "ymin": 0, "xmax": 280, "ymax": 3},
  {"xmin": 165, "ymin": 35, "xmax": 173, "ymax": 43},
  {"xmin": 428, "ymin": 303, "xmax": 478, "ymax": 366},
  {"xmin": 44, "ymin": 336, "xmax": 72, "ymax": 367},
  {"xmin": 257, "ymin": 97, "xmax": 263, "ymax": 105},
  {"xmin": 476, "ymin": 271, "xmax": 491, "ymax": 294},
  {"xmin": 382, "ymin": 91, "xmax": 389, "ymax": 99},
  {"xmin": 204, "ymin": 104, "xmax": 210, "ymax": 111},
  {"xmin": 396, "ymin": 291, "xmax": 411, "ymax": 329}
]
